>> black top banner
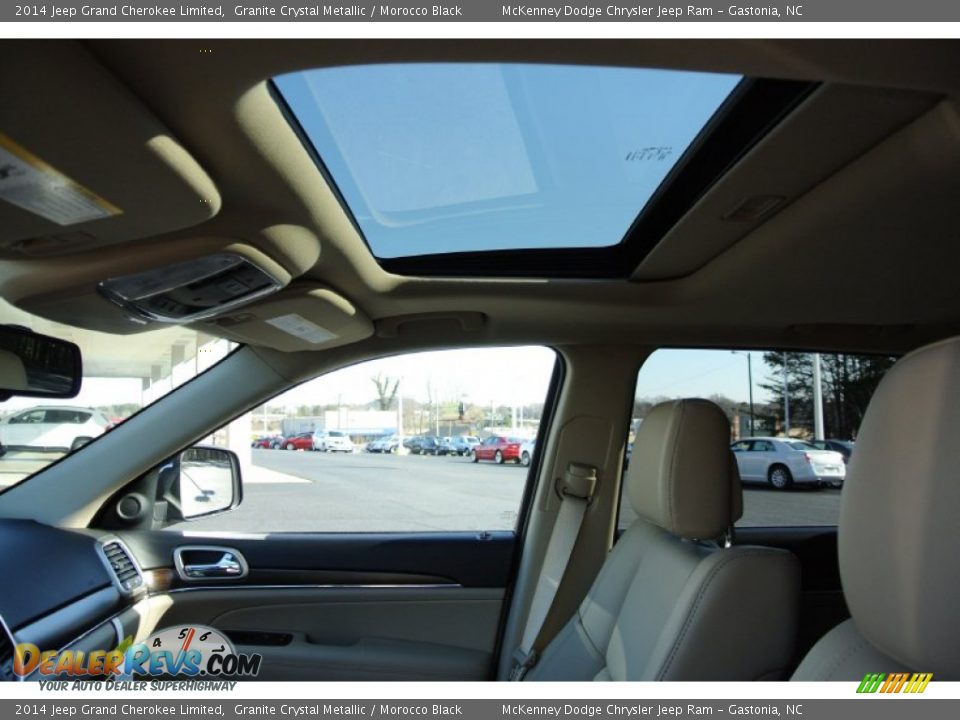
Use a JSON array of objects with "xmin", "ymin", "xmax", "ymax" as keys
[{"xmin": 5, "ymin": 0, "xmax": 960, "ymax": 22}]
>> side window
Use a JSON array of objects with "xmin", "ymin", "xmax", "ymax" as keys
[
  {"xmin": 167, "ymin": 346, "xmax": 556, "ymax": 533},
  {"xmin": 619, "ymin": 348, "xmax": 896, "ymax": 529},
  {"xmin": 45, "ymin": 409, "xmax": 91, "ymax": 424},
  {"xmin": 10, "ymin": 409, "xmax": 46, "ymax": 424}
]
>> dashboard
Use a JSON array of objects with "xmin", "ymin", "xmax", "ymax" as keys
[{"xmin": 0, "ymin": 519, "xmax": 148, "ymax": 681}]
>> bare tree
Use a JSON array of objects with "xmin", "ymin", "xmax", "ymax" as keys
[{"xmin": 371, "ymin": 373, "xmax": 400, "ymax": 411}]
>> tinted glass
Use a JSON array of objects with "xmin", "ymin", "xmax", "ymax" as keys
[{"xmin": 275, "ymin": 64, "xmax": 741, "ymax": 258}]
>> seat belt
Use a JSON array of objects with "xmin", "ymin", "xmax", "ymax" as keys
[{"xmin": 509, "ymin": 462, "xmax": 597, "ymax": 681}]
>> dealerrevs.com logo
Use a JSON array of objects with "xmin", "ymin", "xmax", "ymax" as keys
[
  {"xmin": 856, "ymin": 673, "xmax": 933, "ymax": 694},
  {"xmin": 15, "ymin": 625, "xmax": 262, "ymax": 679}
]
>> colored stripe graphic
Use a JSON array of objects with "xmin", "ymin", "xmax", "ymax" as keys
[{"xmin": 857, "ymin": 672, "xmax": 932, "ymax": 693}]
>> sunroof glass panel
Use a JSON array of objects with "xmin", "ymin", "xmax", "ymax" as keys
[{"xmin": 275, "ymin": 64, "xmax": 741, "ymax": 259}]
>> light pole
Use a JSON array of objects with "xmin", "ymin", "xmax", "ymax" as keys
[{"xmin": 732, "ymin": 351, "xmax": 755, "ymax": 436}]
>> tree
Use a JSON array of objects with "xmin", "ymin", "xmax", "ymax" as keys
[
  {"xmin": 760, "ymin": 352, "xmax": 895, "ymax": 439},
  {"xmin": 371, "ymin": 373, "xmax": 400, "ymax": 410}
]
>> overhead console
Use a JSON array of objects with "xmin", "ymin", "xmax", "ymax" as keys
[{"xmin": 99, "ymin": 253, "xmax": 284, "ymax": 324}]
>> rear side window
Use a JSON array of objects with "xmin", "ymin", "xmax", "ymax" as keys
[
  {"xmin": 620, "ymin": 348, "xmax": 896, "ymax": 529},
  {"xmin": 44, "ymin": 410, "xmax": 91, "ymax": 424}
]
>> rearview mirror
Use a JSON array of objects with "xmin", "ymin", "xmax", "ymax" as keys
[{"xmin": 0, "ymin": 325, "xmax": 82, "ymax": 400}]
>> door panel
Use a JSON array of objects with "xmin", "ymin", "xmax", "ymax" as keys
[
  {"xmin": 153, "ymin": 586, "xmax": 504, "ymax": 680},
  {"xmin": 120, "ymin": 530, "xmax": 515, "ymax": 588},
  {"xmin": 118, "ymin": 530, "xmax": 517, "ymax": 680}
]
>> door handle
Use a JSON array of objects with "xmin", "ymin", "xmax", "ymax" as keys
[
  {"xmin": 184, "ymin": 552, "xmax": 242, "ymax": 578},
  {"xmin": 174, "ymin": 545, "xmax": 249, "ymax": 582}
]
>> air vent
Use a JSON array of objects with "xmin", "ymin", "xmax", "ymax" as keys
[
  {"xmin": 100, "ymin": 540, "xmax": 144, "ymax": 594},
  {"xmin": 0, "ymin": 613, "xmax": 16, "ymax": 682}
]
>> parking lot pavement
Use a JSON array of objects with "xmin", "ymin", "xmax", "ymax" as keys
[
  {"xmin": 617, "ymin": 484, "xmax": 841, "ymax": 529},
  {"xmin": 170, "ymin": 448, "xmax": 843, "ymax": 534},
  {"xmin": 171, "ymin": 448, "xmax": 529, "ymax": 533}
]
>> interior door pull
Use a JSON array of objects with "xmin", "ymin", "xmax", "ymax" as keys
[{"xmin": 174, "ymin": 545, "xmax": 249, "ymax": 581}]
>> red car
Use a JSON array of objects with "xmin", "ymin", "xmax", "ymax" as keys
[
  {"xmin": 279, "ymin": 432, "xmax": 314, "ymax": 451},
  {"xmin": 472, "ymin": 436, "xmax": 523, "ymax": 464}
]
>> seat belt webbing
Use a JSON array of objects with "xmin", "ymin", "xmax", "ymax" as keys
[{"xmin": 509, "ymin": 462, "xmax": 597, "ymax": 681}]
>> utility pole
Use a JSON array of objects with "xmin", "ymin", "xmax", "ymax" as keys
[
  {"xmin": 783, "ymin": 351, "xmax": 791, "ymax": 436},
  {"xmin": 813, "ymin": 352, "xmax": 825, "ymax": 440},
  {"xmin": 397, "ymin": 393, "xmax": 404, "ymax": 447},
  {"xmin": 732, "ymin": 351, "xmax": 755, "ymax": 435}
]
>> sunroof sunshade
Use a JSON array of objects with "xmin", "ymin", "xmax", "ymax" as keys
[{"xmin": 275, "ymin": 64, "xmax": 741, "ymax": 260}]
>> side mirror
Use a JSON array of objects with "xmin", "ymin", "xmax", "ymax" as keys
[
  {"xmin": 0, "ymin": 325, "xmax": 82, "ymax": 400},
  {"xmin": 159, "ymin": 445, "xmax": 242, "ymax": 522}
]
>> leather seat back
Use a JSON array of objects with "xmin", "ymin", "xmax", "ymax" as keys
[
  {"xmin": 528, "ymin": 398, "xmax": 800, "ymax": 681},
  {"xmin": 794, "ymin": 337, "xmax": 960, "ymax": 680}
]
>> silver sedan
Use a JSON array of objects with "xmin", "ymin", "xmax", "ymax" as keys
[{"xmin": 730, "ymin": 437, "xmax": 846, "ymax": 490}]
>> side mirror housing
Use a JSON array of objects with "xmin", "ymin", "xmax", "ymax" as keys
[{"xmin": 159, "ymin": 445, "xmax": 243, "ymax": 523}]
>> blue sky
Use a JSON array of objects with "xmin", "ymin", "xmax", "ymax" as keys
[{"xmin": 637, "ymin": 349, "xmax": 774, "ymax": 404}]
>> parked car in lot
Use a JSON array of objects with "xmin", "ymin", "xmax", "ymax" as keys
[
  {"xmin": 371, "ymin": 435, "xmax": 399, "ymax": 453},
  {"xmin": 810, "ymin": 439, "xmax": 855, "ymax": 464},
  {"xmin": 313, "ymin": 430, "xmax": 354, "ymax": 452},
  {"xmin": 0, "ymin": 405, "xmax": 111, "ymax": 452},
  {"xmin": 404, "ymin": 435, "xmax": 440, "ymax": 455},
  {"xmin": 280, "ymin": 432, "xmax": 315, "ymax": 451},
  {"xmin": 251, "ymin": 435, "xmax": 281, "ymax": 449},
  {"xmin": 442, "ymin": 435, "xmax": 479, "ymax": 456},
  {"xmin": 519, "ymin": 439, "xmax": 536, "ymax": 467},
  {"xmin": 473, "ymin": 436, "xmax": 523, "ymax": 464},
  {"xmin": 731, "ymin": 437, "xmax": 847, "ymax": 489}
]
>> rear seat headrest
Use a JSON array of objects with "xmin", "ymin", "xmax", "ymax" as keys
[{"xmin": 628, "ymin": 398, "xmax": 742, "ymax": 540}]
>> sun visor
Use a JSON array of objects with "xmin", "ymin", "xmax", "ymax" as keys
[
  {"xmin": 210, "ymin": 285, "xmax": 374, "ymax": 352},
  {"xmin": 0, "ymin": 41, "xmax": 220, "ymax": 256}
]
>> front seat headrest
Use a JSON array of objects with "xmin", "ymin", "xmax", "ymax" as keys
[
  {"xmin": 628, "ymin": 398, "xmax": 742, "ymax": 540},
  {"xmin": 840, "ymin": 336, "xmax": 960, "ymax": 677}
]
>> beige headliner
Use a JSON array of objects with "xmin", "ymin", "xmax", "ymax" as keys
[{"xmin": 3, "ymin": 39, "xmax": 960, "ymax": 360}]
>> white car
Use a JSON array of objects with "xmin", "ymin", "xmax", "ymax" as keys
[
  {"xmin": 312, "ymin": 430, "xmax": 354, "ymax": 452},
  {"xmin": 519, "ymin": 439, "xmax": 536, "ymax": 467},
  {"xmin": 0, "ymin": 406, "xmax": 111, "ymax": 452},
  {"xmin": 731, "ymin": 437, "xmax": 847, "ymax": 489}
]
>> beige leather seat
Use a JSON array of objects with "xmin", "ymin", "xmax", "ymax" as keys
[
  {"xmin": 527, "ymin": 398, "xmax": 800, "ymax": 681},
  {"xmin": 793, "ymin": 337, "xmax": 960, "ymax": 680}
]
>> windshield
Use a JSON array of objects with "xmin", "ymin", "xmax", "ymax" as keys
[{"xmin": 0, "ymin": 299, "xmax": 235, "ymax": 492}]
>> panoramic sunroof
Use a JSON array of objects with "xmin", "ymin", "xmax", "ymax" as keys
[{"xmin": 274, "ymin": 64, "xmax": 742, "ymax": 260}]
